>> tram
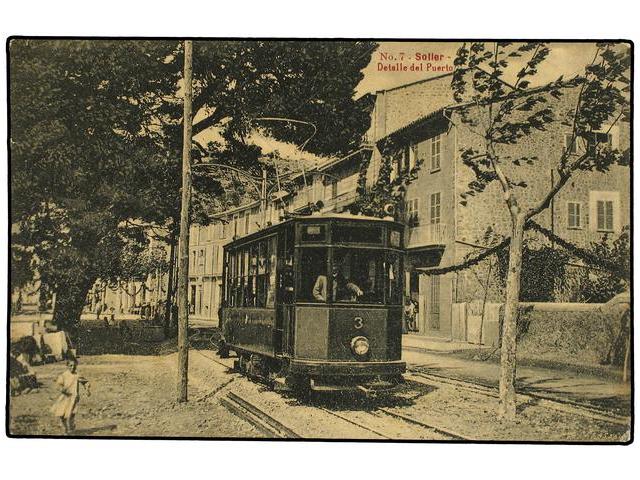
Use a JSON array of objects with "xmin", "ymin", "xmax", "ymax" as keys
[{"xmin": 218, "ymin": 213, "xmax": 406, "ymax": 393}]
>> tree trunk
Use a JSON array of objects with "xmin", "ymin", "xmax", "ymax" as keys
[
  {"xmin": 52, "ymin": 275, "xmax": 96, "ymax": 348},
  {"xmin": 498, "ymin": 214, "xmax": 526, "ymax": 421},
  {"xmin": 164, "ymin": 233, "xmax": 177, "ymax": 337}
]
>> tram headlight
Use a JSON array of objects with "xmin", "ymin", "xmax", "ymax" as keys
[{"xmin": 351, "ymin": 336, "xmax": 370, "ymax": 356}]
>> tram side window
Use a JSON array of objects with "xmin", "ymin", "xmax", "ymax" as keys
[
  {"xmin": 254, "ymin": 239, "xmax": 275, "ymax": 308},
  {"xmin": 245, "ymin": 244, "xmax": 258, "ymax": 307},
  {"xmin": 278, "ymin": 226, "xmax": 296, "ymax": 304},
  {"xmin": 228, "ymin": 250, "xmax": 239, "ymax": 307},
  {"xmin": 298, "ymin": 248, "xmax": 328, "ymax": 303},
  {"xmin": 236, "ymin": 249, "xmax": 248, "ymax": 307},
  {"xmin": 225, "ymin": 251, "xmax": 233, "ymax": 306},
  {"xmin": 266, "ymin": 237, "xmax": 277, "ymax": 308}
]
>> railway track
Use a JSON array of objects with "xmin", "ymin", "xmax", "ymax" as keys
[
  {"xmin": 196, "ymin": 347, "xmax": 471, "ymax": 440},
  {"xmin": 407, "ymin": 370, "xmax": 630, "ymax": 427},
  {"xmin": 317, "ymin": 405, "xmax": 472, "ymax": 440},
  {"xmin": 221, "ymin": 391, "xmax": 301, "ymax": 439},
  {"xmin": 376, "ymin": 407, "xmax": 472, "ymax": 440},
  {"xmin": 190, "ymin": 332, "xmax": 627, "ymax": 439}
]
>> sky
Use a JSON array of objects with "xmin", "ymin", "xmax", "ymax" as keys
[
  {"xmin": 355, "ymin": 41, "xmax": 601, "ymax": 96},
  {"xmin": 195, "ymin": 41, "xmax": 606, "ymax": 166}
]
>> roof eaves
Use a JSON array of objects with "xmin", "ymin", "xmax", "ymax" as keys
[
  {"xmin": 375, "ymin": 71, "xmax": 455, "ymax": 95},
  {"xmin": 317, "ymin": 146, "xmax": 373, "ymax": 172},
  {"xmin": 376, "ymin": 108, "xmax": 447, "ymax": 149}
]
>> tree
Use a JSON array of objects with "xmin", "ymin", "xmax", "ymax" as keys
[
  {"xmin": 10, "ymin": 39, "xmax": 378, "ymax": 342},
  {"xmin": 154, "ymin": 40, "xmax": 377, "ymax": 328},
  {"xmin": 578, "ymin": 225, "xmax": 630, "ymax": 302},
  {"xmin": 351, "ymin": 151, "xmax": 423, "ymax": 218},
  {"xmin": 181, "ymin": 41, "xmax": 376, "ymax": 156},
  {"xmin": 450, "ymin": 42, "xmax": 630, "ymax": 420},
  {"xmin": 10, "ymin": 39, "xmax": 178, "ymax": 339}
]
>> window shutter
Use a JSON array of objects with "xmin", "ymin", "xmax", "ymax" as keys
[
  {"xmin": 568, "ymin": 202, "xmax": 581, "ymax": 228},
  {"xmin": 597, "ymin": 201, "xmax": 605, "ymax": 230},
  {"xmin": 605, "ymin": 201, "xmax": 613, "ymax": 231}
]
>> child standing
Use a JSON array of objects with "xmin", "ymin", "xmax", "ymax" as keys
[{"xmin": 50, "ymin": 358, "xmax": 90, "ymax": 434}]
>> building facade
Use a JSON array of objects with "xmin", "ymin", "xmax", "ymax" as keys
[
  {"xmin": 369, "ymin": 73, "xmax": 630, "ymax": 342},
  {"xmin": 187, "ymin": 148, "xmax": 370, "ymax": 326},
  {"xmin": 189, "ymin": 72, "xmax": 630, "ymax": 340}
]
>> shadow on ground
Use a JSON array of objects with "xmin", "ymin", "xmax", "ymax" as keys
[
  {"xmin": 78, "ymin": 328, "xmax": 178, "ymax": 356},
  {"xmin": 275, "ymin": 379, "xmax": 438, "ymax": 412}
]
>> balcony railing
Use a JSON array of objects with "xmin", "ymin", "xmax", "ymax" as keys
[
  {"xmin": 322, "ymin": 190, "xmax": 358, "ymax": 212},
  {"xmin": 406, "ymin": 223, "xmax": 447, "ymax": 248}
]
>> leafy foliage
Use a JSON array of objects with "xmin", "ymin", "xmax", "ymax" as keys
[
  {"xmin": 494, "ymin": 241, "xmax": 570, "ymax": 302},
  {"xmin": 10, "ymin": 39, "xmax": 378, "ymax": 337},
  {"xmin": 351, "ymin": 149, "xmax": 423, "ymax": 218},
  {"xmin": 451, "ymin": 42, "xmax": 629, "ymax": 206},
  {"xmin": 9, "ymin": 40, "xmax": 182, "ymax": 334},
  {"xmin": 185, "ymin": 41, "xmax": 377, "ymax": 157},
  {"xmin": 578, "ymin": 226, "xmax": 630, "ymax": 302}
]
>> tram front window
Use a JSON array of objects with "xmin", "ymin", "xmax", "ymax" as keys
[
  {"xmin": 332, "ymin": 249, "xmax": 385, "ymax": 304},
  {"xmin": 298, "ymin": 248, "xmax": 400, "ymax": 304},
  {"xmin": 298, "ymin": 248, "xmax": 328, "ymax": 303}
]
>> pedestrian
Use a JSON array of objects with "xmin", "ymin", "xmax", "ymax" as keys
[
  {"xmin": 50, "ymin": 357, "xmax": 90, "ymax": 435},
  {"xmin": 403, "ymin": 298, "xmax": 412, "ymax": 334},
  {"xmin": 411, "ymin": 299, "xmax": 419, "ymax": 331},
  {"xmin": 404, "ymin": 298, "xmax": 417, "ymax": 333}
]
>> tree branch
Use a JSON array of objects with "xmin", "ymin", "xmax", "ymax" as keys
[
  {"xmin": 192, "ymin": 108, "xmax": 227, "ymax": 136},
  {"xmin": 526, "ymin": 150, "xmax": 591, "ymax": 220}
]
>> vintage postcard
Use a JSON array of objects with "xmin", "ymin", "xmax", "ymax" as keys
[{"xmin": 7, "ymin": 39, "xmax": 632, "ymax": 442}]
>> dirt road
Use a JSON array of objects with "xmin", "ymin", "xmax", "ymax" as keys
[{"xmin": 9, "ymin": 352, "xmax": 261, "ymax": 438}]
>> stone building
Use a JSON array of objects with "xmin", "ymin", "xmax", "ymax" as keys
[
  {"xmin": 189, "ymin": 72, "xmax": 629, "ymax": 339},
  {"xmin": 369, "ymin": 73, "xmax": 630, "ymax": 342}
]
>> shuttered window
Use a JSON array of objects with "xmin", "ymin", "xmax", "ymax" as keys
[
  {"xmin": 597, "ymin": 200, "xmax": 614, "ymax": 232},
  {"xmin": 430, "ymin": 192, "xmax": 441, "ymax": 224},
  {"xmin": 431, "ymin": 135, "xmax": 441, "ymax": 171},
  {"xmin": 405, "ymin": 198, "xmax": 419, "ymax": 226},
  {"xmin": 567, "ymin": 202, "xmax": 582, "ymax": 229}
]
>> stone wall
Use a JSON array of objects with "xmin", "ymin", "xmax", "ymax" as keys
[
  {"xmin": 452, "ymin": 301, "xmax": 629, "ymax": 370},
  {"xmin": 516, "ymin": 303, "xmax": 629, "ymax": 369}
]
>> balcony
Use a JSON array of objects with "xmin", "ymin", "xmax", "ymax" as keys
[
  {"xmin": 406, "ymin": 223, "xmax": 447, "ymax": 249},
  {"xmin": 322, "ymin": 190, "xmax": 358, "ymax": 213}
]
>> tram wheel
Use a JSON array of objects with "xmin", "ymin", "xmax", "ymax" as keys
[{"xmin": 235, "ymin": 353, "xmax": 248, "ymax": 373}]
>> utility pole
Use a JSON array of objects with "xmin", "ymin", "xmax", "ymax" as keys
[
  {"xmin": 177, "ymin": 39, "xmax": 193, "ymax": 403},
  {"xmin": 261, "ymin": 166, "xmax": 268, "ymax": 227}
]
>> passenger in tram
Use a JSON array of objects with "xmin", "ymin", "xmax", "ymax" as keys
[{"xmin": 313, "ymin": 264, "xmax": 363, "ymax": 302}]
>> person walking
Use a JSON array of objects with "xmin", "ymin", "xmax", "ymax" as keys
[
  {"xmin": 404, "ymin": 298, "xmax": 417, "ymax": 333},
  {"xmin": 50, "ymin": 357, "xmax": 90, "ymax": 434}
]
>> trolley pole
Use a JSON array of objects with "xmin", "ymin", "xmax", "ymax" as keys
[{"xmin": 177, "ymin": 39, "xmax": 193, "ymax": 403}]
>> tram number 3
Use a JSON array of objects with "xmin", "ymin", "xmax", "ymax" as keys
[{"xmin": 353, "ymin": 317, "xmax": 364, "ymax": 329}]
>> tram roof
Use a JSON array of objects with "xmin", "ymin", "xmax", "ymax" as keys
[
  {"xmin": 224, "ymin": 212, "xmax": 402, "ymax": 249},
  {"xmin": 299, "ymin": 212, "xmax": 398, "ymax": 222}
]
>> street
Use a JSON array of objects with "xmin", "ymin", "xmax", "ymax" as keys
[{"xmin": 8, "ymin": 342, "xmax": 631, "ymax": 441}]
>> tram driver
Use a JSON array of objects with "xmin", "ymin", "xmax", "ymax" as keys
[{"xmin": 313, "ymin": 263, "xmax": 363, "ymax": 302}]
